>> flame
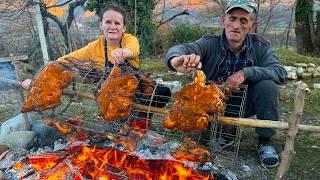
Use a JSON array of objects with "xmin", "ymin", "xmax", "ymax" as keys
[
  {"xmin": 13, "ymin": 162, "xmax": 24, "ymax": 170},
  {"xmin": 171, "ymin": 152, "xmax": 198, "ymax": 162},
  {"xmin": 28, "ymin": 146, "xmax": 214, "ymax": 179},
  {"xmin": 28, "ymin": 155, "xmax": 64, "ymax": 171}
]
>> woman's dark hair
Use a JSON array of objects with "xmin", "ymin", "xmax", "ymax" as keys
[{"xmin": 99, "ymin": 4, "xmax": 127, "ymax": 25}]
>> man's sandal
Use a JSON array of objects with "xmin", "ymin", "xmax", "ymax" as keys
[{"xmin": 256, "ymin": 144, "xmax": 280, "ymax": 168}]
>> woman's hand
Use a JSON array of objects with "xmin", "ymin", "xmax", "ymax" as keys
[
  {"xmin": 111, "ymin": 48, "xmax": 125, "ymax": 64},
  {"xmin": 22, "ymin": 79, "xmax": 32, "ymax": 89},
  {"xmin": 170, "ymin": 54, "xmax": 202, "ymax": 73}
]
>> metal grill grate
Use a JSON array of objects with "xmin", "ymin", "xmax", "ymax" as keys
[
  {"xmin": 211, "ymin": 85, "xmax": 248, "ymax": 166},
  {"xmin": 130, "ymin": 84, "xmax": 248, "ymax": 166},
  {"xmin": 28, "ymin": 66, "xmax": 248, "ymax": 166}
]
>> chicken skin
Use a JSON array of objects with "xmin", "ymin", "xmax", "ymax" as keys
[
  {"xmin": 22, "ymin": 62, "xmax": 73, "ymax": 112},
  {"xmin": 163, "ymin": 70, "xmax": 224, "ymax": 132},
  {"xmin": 96, "ymin": 64, "xmax": 138, "ymax": 121}
]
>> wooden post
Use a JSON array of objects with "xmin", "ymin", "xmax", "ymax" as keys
[
  {"xmin": 0, "ymin": 55, "xmax": 28, "ymax": 63},
  {"xmin": 34, "ymin": 0, "xmax": 49, "ymax": 64},
  {"xmin": 275, "ymin": 81, "xmax": 309, "ymax": 180}
]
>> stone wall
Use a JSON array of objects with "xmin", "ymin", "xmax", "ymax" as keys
[{"xmin": 284, "ymin": 63, "xmax": 320, "ymax": 80}]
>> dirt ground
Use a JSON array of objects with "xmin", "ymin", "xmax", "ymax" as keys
[{"xmin": 233, "ymin": 112, "xmax": 320, "ymax": 179}]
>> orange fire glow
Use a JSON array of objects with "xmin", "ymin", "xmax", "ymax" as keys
[
  {"xmin": 28, "ymin": 146, "xmax": 214, "ymax": 179},
  {"xmin": 28, "ymin": 152, "xmax": 66, "ymax": 171},
  {"xmin": 171, "ymin": 152, "xmax": 198, "ymax": 162},
  {"xmin": 13, "ymin": 162, "xmax": 24, "ymax": 170}
]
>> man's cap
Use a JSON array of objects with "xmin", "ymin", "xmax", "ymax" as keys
[{"xmin": 225, "ymin": 0, "xmax": 258, "ymax": 13}]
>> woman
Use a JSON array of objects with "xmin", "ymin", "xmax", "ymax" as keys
[
  {"xmin": 22, "ymin": 4, "xmax": 139, "ymax": 88},
  {"xmin": 58, "ymin": 4, "xmax": 140, "ymax": 72},
  {"xmin": 22, "ymin": 4, "xmax": 171, "ymax": 129}
]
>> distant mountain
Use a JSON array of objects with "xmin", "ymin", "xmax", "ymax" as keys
[{"xmin": 162, "ymin": 2, "xmax": 293, "ymax": 27}]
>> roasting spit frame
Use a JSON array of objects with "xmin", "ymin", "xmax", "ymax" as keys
[{"xmin": 29, "ymin": 68, "xmax": 248, "ymax": 167}]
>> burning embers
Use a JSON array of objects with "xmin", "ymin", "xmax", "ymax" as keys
[
  {"xmin": 172, "ymin": 138, "xmax": 212, "ymax": 165},
  {"xmin": 27, "ymin": 146, "xmax": 214, "ymax": 179},
  {"xmin": 5, "ymin": 121, "xmax": 215, "ymax": 179}
]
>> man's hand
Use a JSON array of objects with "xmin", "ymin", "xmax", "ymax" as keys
[
  {"xmin": 111, "ymin": 48, "xmax": 125, "ymax": 64},
  {"xmin": 226, "ymin": 70, "xmax": 245, "ymax": 87},
  {"xmin": 22, "ymin": 79, "xmax": 32, "ymax": 89},
  {"xmin": 170, "ymin": 54, "xmax": 202, "ymax": 73}
]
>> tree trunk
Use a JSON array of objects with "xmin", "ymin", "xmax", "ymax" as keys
[
  {"xmin": 295, "ymin": 0, "xmax": 314, "ymax": 55},
  {"xmin": 308, "ymin": 12, "xmax": 316, "ymax": 47},
  {"xmin": 314, "ymin": 11, "xmax": 320, "ymax": 55},
  {"xmin": 285, "ymin": 5, "xmax": 295, "ymax": 49},
  {"xmin": 255, "ymin": 0, "xmax": 260, "ymax": 33}
]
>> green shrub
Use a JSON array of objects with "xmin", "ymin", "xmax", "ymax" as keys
[
  {"xmin": 153, "ymin": 24, "xmax": 220, "ymax": 55},
  {"xmin": 167, "ymin": 24, "xmax": 220, "ymax": 46}
]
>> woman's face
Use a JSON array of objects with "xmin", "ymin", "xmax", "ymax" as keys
[{"xmin": 101, "ymin": 10, "xmax": 126, "ymax": 41}]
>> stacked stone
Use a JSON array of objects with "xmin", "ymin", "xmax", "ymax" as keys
[{"xmin": 284, "ymin": 63, "xmax": 320, "ymax": 80}]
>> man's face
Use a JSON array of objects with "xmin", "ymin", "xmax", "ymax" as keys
[{"xmin": 222, "ymin": 8, "xmax": 256, "ymax": 46}]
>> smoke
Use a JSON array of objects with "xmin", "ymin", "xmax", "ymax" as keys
[{"xmin": 0, "ymin": 61, "xmax": 17, "ymax": 89}]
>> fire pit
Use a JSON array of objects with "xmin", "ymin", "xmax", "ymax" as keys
[{"xmin": 1, "ymin": 129, "xmax": 238, "ymax": 179}]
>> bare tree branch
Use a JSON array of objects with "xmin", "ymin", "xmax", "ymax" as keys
[
  {"xmin": 46, "ymin": 0, "xmax": 73, "ymax": 8},
  {"xmin": 38, "ymin": 0, "xmax": 86, "ymax": 50},
  {"xmin": 0, "ymin": 0, "xmax": 33, "ymax": 20},
  {"xmin": 66, "ymin": 0, "xmax": 86, "ymax": 28},
  {"xmin": 156, "ymin": 10, "xmax": 190, "ymax": 29}
]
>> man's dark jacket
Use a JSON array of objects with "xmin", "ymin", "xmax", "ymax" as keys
[{"xmin": 165, "ymin": 33, "xmax": 287, "ymax": 84}]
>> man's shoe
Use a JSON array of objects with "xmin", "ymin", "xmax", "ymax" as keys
[{"xmin": 257, "ymin": 144, "xmax": 280, "ymax": 168}]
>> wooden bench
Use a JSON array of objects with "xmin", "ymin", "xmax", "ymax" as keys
[{"xmin": 0, "ymin": 55, "xmax": 28, "ymax": 63}]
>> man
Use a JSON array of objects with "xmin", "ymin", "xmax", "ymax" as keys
[{"xmin": 165, "ymin": 0, "xmax": 287, "ymax": 168}]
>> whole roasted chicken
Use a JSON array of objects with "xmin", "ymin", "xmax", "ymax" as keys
[
  {"xmin": 22, "ymin": 62, "xmax": 73, "ymax": 112},
  {"xmin": 163, "ymin": 70, "xmax": 224, "ymax": 132},
  {"xmin": 96, "ymin": 64, "xmax": 138, "ymax": 121}
]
